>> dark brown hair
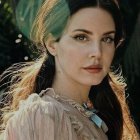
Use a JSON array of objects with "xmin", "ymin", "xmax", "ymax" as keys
[{"xmin": 35, "ymin": 0, "xmax": 124, "ymax": 139}]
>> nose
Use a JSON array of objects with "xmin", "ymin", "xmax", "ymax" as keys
[{"xmin": 88, "ymin": 41, "xmax": 101, "ymax": 59}]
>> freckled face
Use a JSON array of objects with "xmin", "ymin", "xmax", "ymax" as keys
[{"xmin": 53, "ymin": 8, "xmax": 115, "ymax": 86}]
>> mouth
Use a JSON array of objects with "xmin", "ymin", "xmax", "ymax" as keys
[{"xmin": 83, "ymin": 65, "xmax": 102, "ymax": 73}]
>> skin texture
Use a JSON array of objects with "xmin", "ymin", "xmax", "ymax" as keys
[{"xmin": 47, "ymin": 7, "xmax": 116, "ymax": 104}]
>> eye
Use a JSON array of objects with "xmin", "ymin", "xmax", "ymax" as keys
[
  {"xmin": 102, "ymin": 36, "xmax": 115, "ymax": 44},
  {"xmin": 73, "ymin": 34, "xmax": 89, "ymax": 42}
]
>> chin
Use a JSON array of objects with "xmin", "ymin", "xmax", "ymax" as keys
[
  {"xmin": 91, "ymin": 74, "xmax": 107, "ymax": 85},
  {"xmin": 89, "ymin": 78, "xmax": 104, "ymax": 86},
  {"xmin": 83, "ymin": 80, "xmax": 103, "ymax": 86},
  {"xmin": 91, "ymin": 81, "xmax": 102, "ymax": 86}
]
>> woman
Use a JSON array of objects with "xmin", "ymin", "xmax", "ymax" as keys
[{"xmin": 0, "ymin": 0, "xmax": 139, "ymax": 139}]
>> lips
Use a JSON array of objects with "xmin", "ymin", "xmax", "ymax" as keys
[{"xmin": 83, "ymin": 65, "xmax": 102, "ymax": 73}]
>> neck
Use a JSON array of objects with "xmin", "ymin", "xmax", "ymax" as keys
[{"xmin": 52, "ymin": 75, "xmax": 91, "ymax": 105}]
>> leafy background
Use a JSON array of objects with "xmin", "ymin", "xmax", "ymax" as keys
[{"xmin": 0, "ymin": 0, "xmax": 140, "ymax": 131}]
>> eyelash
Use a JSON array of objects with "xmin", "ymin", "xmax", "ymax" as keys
[
  {"xmin": 72, "ymin": 34, "xmax": 115, "ymax": 44},
  {"xmin": 102, "ymin": 36, "xmax": 115, "ymax": 44},
  {"xmin": 72, "ymin": 34, "xmax": 89, "ymax": 42}
]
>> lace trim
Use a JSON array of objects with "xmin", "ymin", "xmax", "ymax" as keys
[{"xmin": 40, "ymin": 88, "xmax": 108, "ymax": 133}]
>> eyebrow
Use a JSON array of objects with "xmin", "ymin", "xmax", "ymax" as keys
[{"xmin": 72, "ymin": 29, "xmax": 116, "ymax": 35}]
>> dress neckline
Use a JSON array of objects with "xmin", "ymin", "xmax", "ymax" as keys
[
  {"xmin": 40, "ymin": 88, "xmax": 93, "ymax": 117},
  {"xmin": 39, "ymin": 88, "xmax": 108, "ymax": 133}
]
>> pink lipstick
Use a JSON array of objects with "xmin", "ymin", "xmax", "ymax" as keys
[{"xmin": 83, "ymin": 65, "xmax": 102, "ymax": 73}]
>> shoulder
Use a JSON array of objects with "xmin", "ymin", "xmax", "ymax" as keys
[
  {"xmin": 3, "ymin": 91, "xmax": 65, "ymax": 139},
  {"xmin": 5, "ymin": 88, "xmax": 65, "ymax": 128},
  {"xmin": 12, "ymin": 91, "xmax": 63, "ymax": 120},
  {"xmin": 6, "ymin": 88, "xmax": 65, "ymax": 125},
  {"xmin": 0, "ymin": 133, "xmax": 4, "ymax": 140}
]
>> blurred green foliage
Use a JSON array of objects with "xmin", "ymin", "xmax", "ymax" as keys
[{"xmin": 0, "ymin": 0, "xmax": 34, "ymax": 73}]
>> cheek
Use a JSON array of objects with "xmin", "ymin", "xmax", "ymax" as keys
[
  {"xmin": 57, "ymin": 41, "xmax": 86, "ymax": 64},
  {"xmin": 110, "ymin": 48, "xmax": 115, "ymax": 61},
  {"xmin": 103, "ymin": 48, "xmax": 115, "ymax": 67}
]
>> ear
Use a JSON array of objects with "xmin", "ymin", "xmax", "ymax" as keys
[{"xmin": 45, "ymin": 37, "xmax": 58, "ymax": 56}]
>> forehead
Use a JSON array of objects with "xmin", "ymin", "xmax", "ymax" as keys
[{"xmin": 65, "ymin": 7, "xmax": 115, "ymax": 34}]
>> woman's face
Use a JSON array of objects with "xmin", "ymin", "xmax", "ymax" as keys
[{"xmin": 51, "ymin": 7, "xmax": 115, "ymax": 86}]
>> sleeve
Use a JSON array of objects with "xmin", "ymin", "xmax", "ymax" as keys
[{"xmin": 3, "ymin": 94, "xmax": 58, "ymax": 140}]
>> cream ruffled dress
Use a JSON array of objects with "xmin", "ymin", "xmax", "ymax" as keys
[{"xmin": 3, "ymin": 88, "xmax": 108, "ymax": 140}]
